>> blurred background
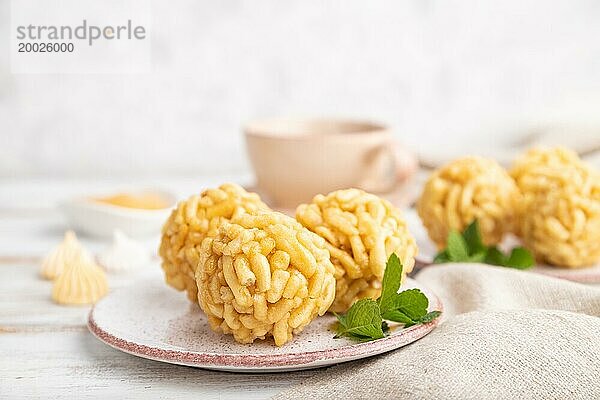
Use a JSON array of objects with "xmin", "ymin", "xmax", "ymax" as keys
[{"xmin": 2, "ymin": 0, "xmax": 600, "ymax": 180}]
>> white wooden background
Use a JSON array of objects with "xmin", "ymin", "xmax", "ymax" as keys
[{"xmin": 0, "ymin": 176, "xmax": 327, "ymax": 400}]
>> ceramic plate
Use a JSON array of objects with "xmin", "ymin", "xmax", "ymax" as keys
[
  {"xmin": 88, "ymin": 278, "xmax": 442, "ymax": 372},
  {"xmin": 404, "ymin": 208, "xmax": 600, "ymax": 283}
]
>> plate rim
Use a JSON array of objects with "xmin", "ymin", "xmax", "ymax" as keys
[{"xmin": 87, "ymin": 280, "xmax": 443, "ymax": 370}]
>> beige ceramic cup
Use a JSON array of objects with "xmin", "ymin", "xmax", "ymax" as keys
[{"xmin": 244, "ymin": 118, "xmax": 417, "ymax": 207}]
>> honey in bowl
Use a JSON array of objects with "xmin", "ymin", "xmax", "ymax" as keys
[{"xmin": 93, "ymin": 193, "xmax": 171, "ymax": 210}]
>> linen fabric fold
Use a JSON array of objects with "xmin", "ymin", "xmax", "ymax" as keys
[{"xmin": 273, "ymin": 264, "xmax": 600, "ymax": 400}]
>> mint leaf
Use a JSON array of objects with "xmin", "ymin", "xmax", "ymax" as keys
[
  {"xmin": 433, "ymin": 250, "xmax": 450, "ymax": 264},
  {"xmin": 505, "ymin": 247, "xmax": 534, "ymax": 269},
  {"xmin": 467, "ymin": 251, "xmax": 487, "ymax": 263},
  {"xmin": 378, "ymin": 253, "xmax": 403, "ymax": 316},
  {"xmin": 334, "ymin": 253, "xmax": 442, "ymax": 342},
  {"xmin": 335, "ymin": 299, "xmax": 384, "ymax": 340},
  {"xmin": 463, "ymin": 220, "xmax": 485, "ymax": 255},
  {"xmin": 435, "ymin": 222, "xmax": 484, "ymax": 263},
  {"xmin": 446, "ymin": 230, "xmax": 469, "ymax": 261},
  {"xmin": 381, "ymin": 309, "xmax": 415, "ymax": 326},
  {"xmin": 484, "ymin": 246, "xmax": 506, "ymax": 265},
  {"xmin": 392, "ymin": 288, "xmax": 429, "ymax": 320},
  {"xmin": 419, "ymin": 310, "xmax": 442, "ymax": 323},
  {"xmin": 433, "ymin": 219, "xmax": 534, "ymax": 270},
  {"xmin": 381, "ymin": 288, "xmax": 430, "ymax": 328},
  {"xmin": 334, "ymin": 312, "xmax": 348, "ymax": 331},
  {"xmin": 484, "ymin": 246, "xmax": 533, "ymax": 269}
]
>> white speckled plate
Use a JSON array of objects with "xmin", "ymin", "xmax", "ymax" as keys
[
  {"xmin": 88, "ymin": 278, "xmax": 442, "ymax": 372},
  {"xmin": 404, "ymin": 208, "xmax": 600, "ymax": 283}
]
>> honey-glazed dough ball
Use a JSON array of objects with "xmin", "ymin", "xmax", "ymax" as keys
[
  {"xmin": 511, "ymin": 147, "xmax": 584, "ymax": 188},
  {"xmin": 296, "ymin": 189, "xmax": 417, "ymax": 313},
  {"xmin": 195, "ymin": 212, "xmax": 336, "ymax": 346},
  {"xmin": 159, "ymin": 184, "xmax": 269, "ymax": 302},
  {"xmin": 417, "ymin": 156, "xmax": 520, "ymax": 249},
  {"xmin": 511, "ymin": 147, "xmax": 600, "ymax": 268}
]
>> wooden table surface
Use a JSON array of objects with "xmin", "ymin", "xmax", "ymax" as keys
[{"xmin": 0, "ymin": 176, "xmax": 325, "ymax": 399}]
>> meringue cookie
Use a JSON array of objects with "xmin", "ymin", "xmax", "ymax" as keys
[
  {"xmin": 41, "ymin": 230, "xmax": 92, "ymax": 280},
  {"xmin": 98, "ymin": 230, "xmax": 150, "ymax": 273},
  {"xmin": 52, "ymin": 252, "xmax": 108, "ymax": 305}
]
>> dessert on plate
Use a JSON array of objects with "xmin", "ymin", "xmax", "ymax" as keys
[
  {"xmin": 158, "ymin": 185, "xmax": 420, "ymax": 345},
  {"xmin": 511, "ymin": 147, "xmax": 600, "ymax": 268},
  {"xmin": 417, "ymin": 156, "xmax": 520, "ymax": 249},
  {"xmin": 296, "ymin": 188, "xmax": 416, "ymax": 313},
  {"xmin": 159, "ymin": 184, "xmax": 269, "ymax": 302},
  {"xmin": 195, "ymin": 211, "xmax": 336, "ymax": 346}
]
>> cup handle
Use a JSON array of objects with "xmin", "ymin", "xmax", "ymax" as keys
[{"xmin": 359, "ymin": 142, "xmax": 418, "ymax": 193}]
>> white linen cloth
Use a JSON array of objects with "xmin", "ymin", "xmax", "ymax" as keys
[{"xmin": 273, "ymin": 264, "xmax": 600, "ymax": 400}]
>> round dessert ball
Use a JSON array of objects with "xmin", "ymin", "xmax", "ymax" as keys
[
  {"xmin": 417, "ymin": 156, "xmax": 520, "ymax": 249},
  {"xmin": 195, "ymin": 211, "xmax": 336, "ymax": 346},
  {"xmin": 296, "ymin": 188, "xmax": 417, "ymax": 313},
  {"xmin": 511, "ymin": 147, "xmax": 600, "ymax": 268},
  {"xmin": 510, "ymin": 147, "xmax": 584, "ymax": 188},
  {"xmin": 159, "ymin": 184, "xmax": 269, "ymax": 302}
]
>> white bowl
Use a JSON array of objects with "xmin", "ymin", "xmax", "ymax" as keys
[{"xmin": 59, "ymin": 190, "xmax": 176, "ymax": 238}]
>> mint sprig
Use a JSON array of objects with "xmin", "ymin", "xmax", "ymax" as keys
[
  {"xmin": 334, "ymin": 299, "xmax": 384, "ymax": 341},
  {"xmin": 433, "ymin": 220, "xmax": 534, "ymax": 269},
  {"xmin": 334, "ymin": 254, "xmax": 442, "ymax": 342}
]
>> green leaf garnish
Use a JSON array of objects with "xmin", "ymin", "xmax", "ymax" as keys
[
  {"xmin": 390, "ymin": 288, "xmax": 429, "ymax": 321},
  {"xmin": 419, "ymin": 310, "xmax": 442, "ymax": 323},
  {"xmin": 382, "ymin": 288, "xmax": 431, "ymax": 328},
  {"xmin": 484, "ymin": 246, "xmax": 505, "ymax": 265},
  {"xmin": 432, "ymin": 250, "xmax": 450, "ymax": 264},
  {"xmin": 334, "ymin": 299, "xmax": 384, "ymax": 340},
  {"xmin": 434, "ymin": 220, "xmax": 534, "ymax": 269},
  {"xmin": 505, "ymin": 247, "xmax": 535, "ymax": 269},
  {"xmin": 462, "ymin": 220, "xmax": 485, "ymax": 254},
  {"xmin": 381, "ymin": 309, "xmax": 415, "ymax": 326},
  {"xmin": 377, "ymin": 253, "xmax": 403, "ymax": 316},
  {"xmin": 334, "ymin": 253, "xmax": 442, "ymax": 342},
  {"xmin": 446, "ymin": 230, "xmax": 469, "ymax": 262}
]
